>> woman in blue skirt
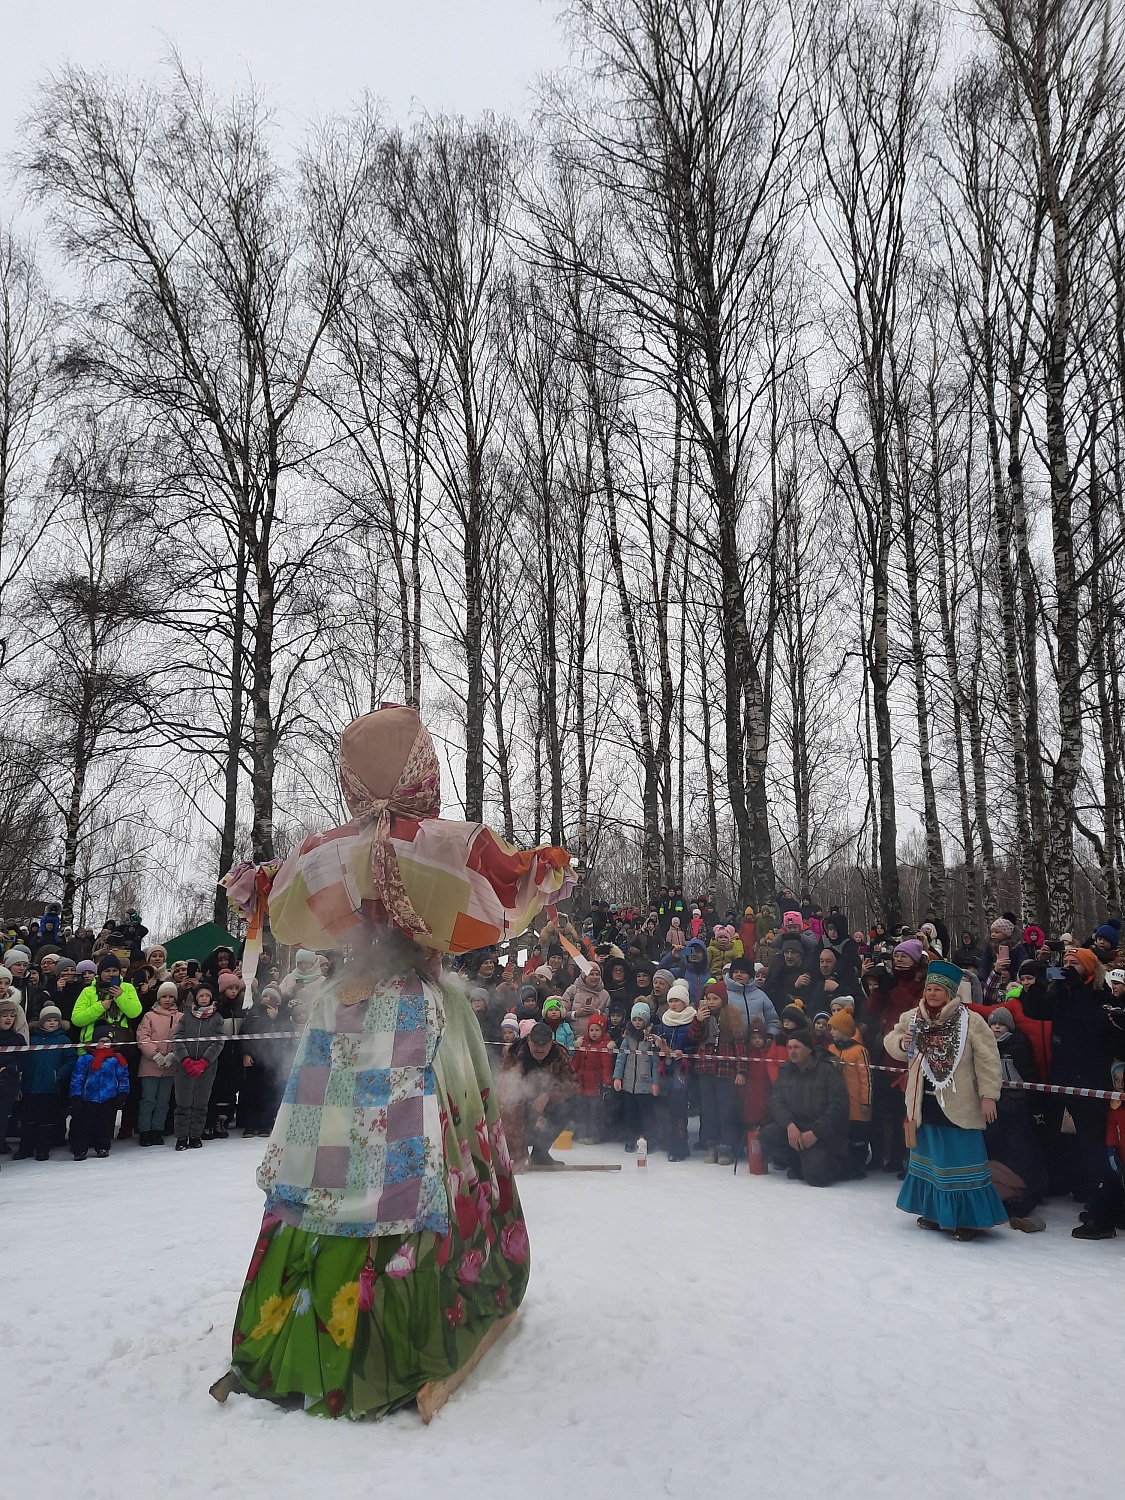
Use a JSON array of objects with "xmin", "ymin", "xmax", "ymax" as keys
[{"xmin": 885, "ymin": 959, "xmax": 1008, "ymax": 1241}]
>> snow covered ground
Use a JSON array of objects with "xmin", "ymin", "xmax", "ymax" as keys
[{"xmin": 2, "ymin": 1136, "xmax": 1120, "ymax": 1500}]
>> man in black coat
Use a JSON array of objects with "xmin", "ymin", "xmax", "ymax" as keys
[
  {"xmin": 765, "ymin": 937, "xmax": 810, "ymax": 1009},
  {"xmin": 1038, "ymin": 949, "xmax": 1118, "ymax": 1237},
  {"xmin": 761, "ymin": 1029, "xmax": 849, "ymax": 1186}
]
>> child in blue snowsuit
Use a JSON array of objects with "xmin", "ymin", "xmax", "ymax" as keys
[{"xmin": 70, "ymin": 1023, "xmax": 130, "ymax": 1160}]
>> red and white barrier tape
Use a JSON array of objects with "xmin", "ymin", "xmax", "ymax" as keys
[{"xmin": 1, "ymin": 1032, "xmax": 1121, "ymax": 1101}]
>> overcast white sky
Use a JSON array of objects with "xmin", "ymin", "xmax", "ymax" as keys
[{"xmin": 0, "ymin": 0, "xmax": 569, "ymax": 213}]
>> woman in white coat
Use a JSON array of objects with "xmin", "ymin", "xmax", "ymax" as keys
[{"xmin": 884, "ymin": 959, "xmax": 1008, "ymax": 1241}]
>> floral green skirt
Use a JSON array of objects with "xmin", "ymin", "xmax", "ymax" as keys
[{"xmin": 228, "ymin": 991, "xmax": 529, "ymax": 1419}]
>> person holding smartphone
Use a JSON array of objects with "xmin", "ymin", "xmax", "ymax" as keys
[
  {"xmin": 69, "ymin": 954, "xmax": 142, "ymax": 1048},
  {"xmin": 978, "ymin": 917, "xmax": 1029, "ymax": 990}
]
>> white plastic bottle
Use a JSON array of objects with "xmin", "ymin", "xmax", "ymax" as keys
[{"xmin": 636, "ymin": 1135, "xmax": 648, "ymax": 1169}]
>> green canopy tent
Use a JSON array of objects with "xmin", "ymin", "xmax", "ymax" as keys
[{"xmin": 163, "ymin": 922, "xmax": 239, "ymax": 964}]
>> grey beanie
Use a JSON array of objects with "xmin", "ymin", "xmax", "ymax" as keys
[
  {"xmin": 988, "ymin": 1006, "xmax": 1016, "ymax": 1033},
  {"xmin": 653, "ymin": 968, "xmax": 676, "ymax": 988}
]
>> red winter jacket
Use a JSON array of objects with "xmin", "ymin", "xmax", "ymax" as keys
[
  {"xmin": 738, "ymin": 916, "xmax": 757, "ymax": 962},
  {"xmin": 967, "ymin": 996, "xmax": 1052, "ymax": 1085},
  {"xmin": 864, "ymin": 966, "xmax": 926, "ymax": 1069},
  {"xmin": 571, "ymin": 1038, "xmax": 615, "ymax": 1097},
  {"xmin": 1107, "ymin": 1104, "xmax": 1125, "ymax": 1154}
]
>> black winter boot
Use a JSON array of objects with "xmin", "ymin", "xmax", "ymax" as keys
[{"xmin": 1072, "ymin": 1220, "xmax": 1116, "ymax": 1240}]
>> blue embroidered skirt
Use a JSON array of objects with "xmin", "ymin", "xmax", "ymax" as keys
[{"xmin": 897, "ymin": 1121, "xmax": 1008, "ymax": 1229}]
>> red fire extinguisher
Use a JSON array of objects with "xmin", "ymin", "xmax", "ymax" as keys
[{"xmin": 746, "ymin": 1127, "xmax": 767, "ymax": 1175}]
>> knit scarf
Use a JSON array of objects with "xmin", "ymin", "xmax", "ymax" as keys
[{"xmin": 662, "ymin": 1006, "xmax": 697, "ymax": 1028}]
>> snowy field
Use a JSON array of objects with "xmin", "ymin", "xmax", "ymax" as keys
[{"xmin": 2, "ymin": 1137, "xmax": 1121, "ymax": 1500}]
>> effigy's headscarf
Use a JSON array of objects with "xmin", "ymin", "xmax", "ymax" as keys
[{"xmin": 338, "ymin": 705, "xmax": 441, "ymax": 939}]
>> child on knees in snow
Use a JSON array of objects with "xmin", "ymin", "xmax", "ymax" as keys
[
  {"xmin": 653, "ymin": 981, "xmax": 697, "ymax": 1161},
  {"xmin": 16, "ymin": 1004, "xmax": 73, "ymax": 1160},
  {"xmin": 692, "ymin": 991, "xmax": 747, "ymax": 1164},
  {"xmin": 69, "ymin": 1024, "xmax": 130, "ymax": 1159},
  {"xmin": 572, "ymin": 1012, "xmax": 615, "ymax": 1143},
  {"xmin": 612, "ymin": 1001, "xmax": 660, "ymax": 1151}
]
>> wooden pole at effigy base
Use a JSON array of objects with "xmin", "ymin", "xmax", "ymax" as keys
[
  {"xmin": 209, "ymin": 1310, "xmax": 521, "ymax": 1418},
  {"xmin": 525, "ymin": 1162, "xmax": 622, "ymax": 1172},
  {"xmin": 415, "ymin": 1310, "xmax": 520, "ymax": 1424},
  {"xmin": 209, "ymin": 1371, "xmax": 240, "ymax": 1403}
]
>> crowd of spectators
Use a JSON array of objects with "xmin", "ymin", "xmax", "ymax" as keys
[
  {"xmin": 3, "ymin": 891, "xmax": 1124, "ymax": 1243},
  {"xmin": 466, "ymin": 890, "xmax": 1125, "ymax": 1242},
  {"xmin": 0, "ymin": 907, "xmax": 323, "ymax": 1159}
]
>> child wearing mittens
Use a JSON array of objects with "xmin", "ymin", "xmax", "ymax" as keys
[
  {"xmin": 172, "ymin": 980, "xmax": 226, "ymax": 1150},
  {"xmin": 69, "ymin": 1023, "xmax": 130, "ymax": 1159}
]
